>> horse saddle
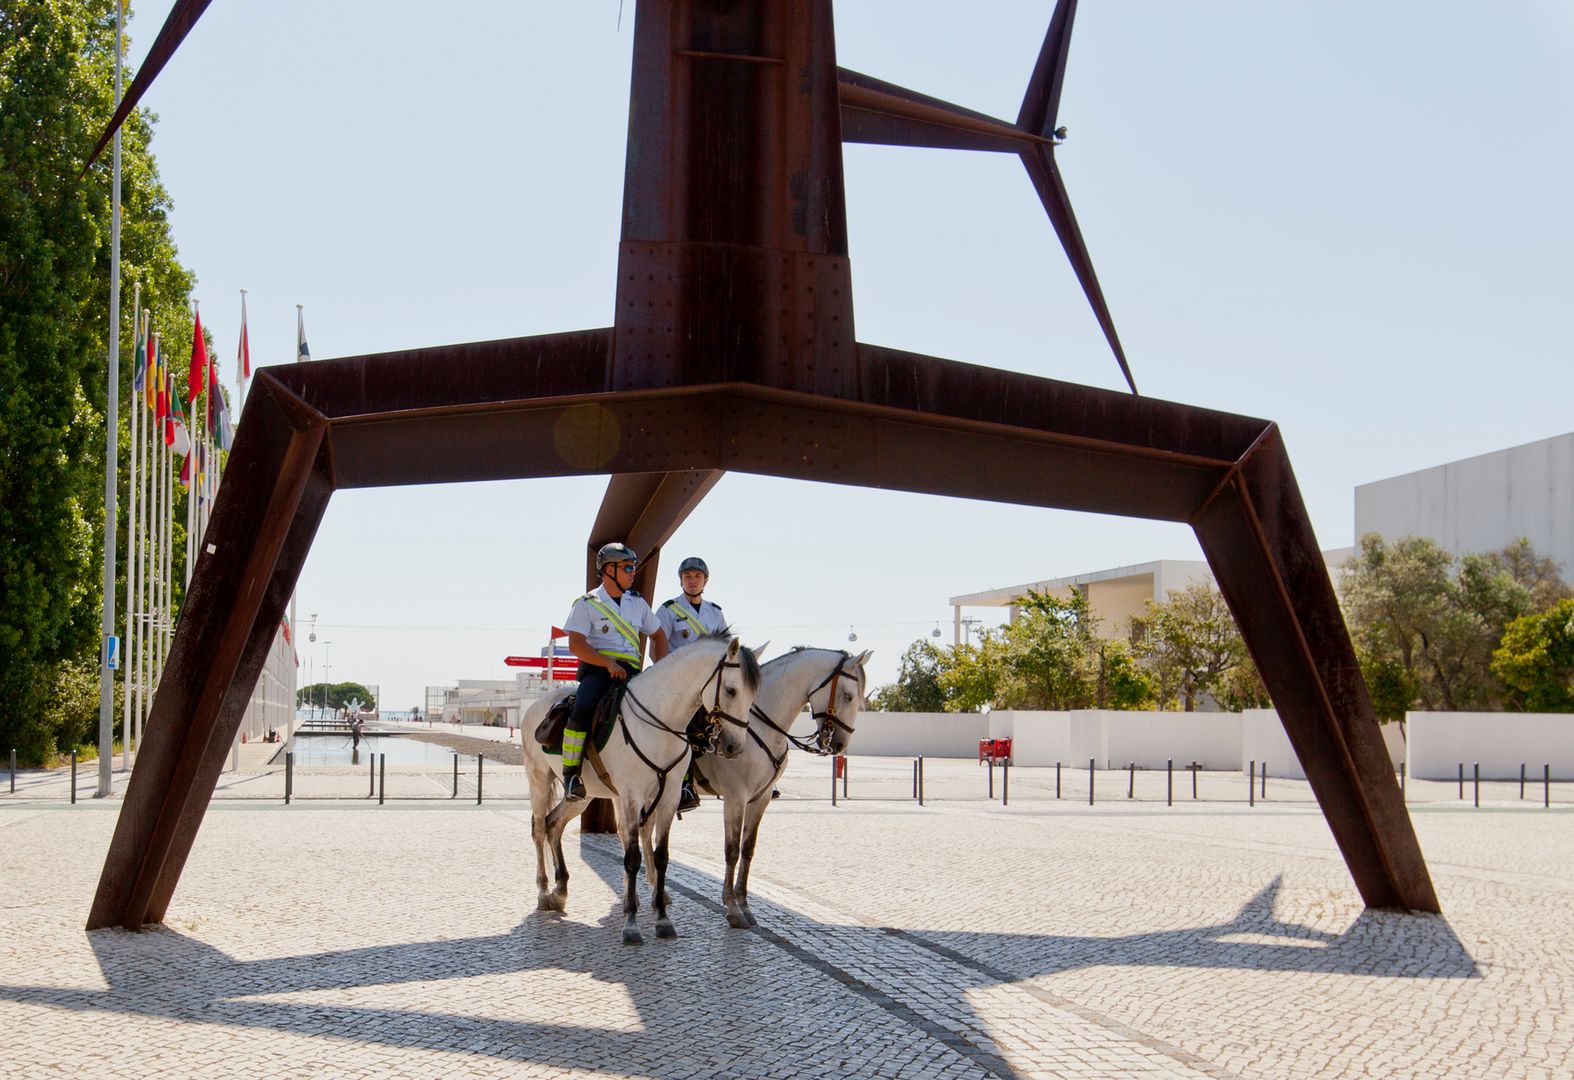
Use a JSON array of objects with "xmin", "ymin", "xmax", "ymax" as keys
[{"xmin": 533, "ymin": 687, "xmax": 623, "ymax": 755}]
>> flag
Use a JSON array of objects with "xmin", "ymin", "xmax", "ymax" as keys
[
  {"xmin": 154, "ymin": 334, "xmax": 168, "ymax": 423},
  {"xmin": 296, "ymin": 306, "xmax": 310, "ymax": 362},
  {"xmin": 180, "ymin": 440, "xmax": 201, "ymax": 488},
  {"xmin": 207, "ymin": 365, "xmax": 235, "ymax": 451},
  {"xmin": 168, "ymin": 371, "xmax": 190, "ymax": 454},
  {"xmin": 237, "ymin": 292, "xmax": 251, "ymax": 378},
  {"xmin": 187, "ymin": 304, "xmax": 208, "ymax": 402},
  {"xmin": 144, "ymin": 319, "xmax": 158, "ymax": 410},
  {"xmin": 131, "ymin": 311, "xmax": 147, "ymax": 398}
]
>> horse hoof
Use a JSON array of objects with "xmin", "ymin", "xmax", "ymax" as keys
[
  {"xmin": 743, "ymin": 910, "xmax": 758, "ymax": 928},
  {"xmin": 726, "ymin": 910, "xmax": 751, "ymax": 929},
  {"xmin": 622, "ymin": 926, "xmax": 644, "ymax": 946},
  {"xmin": 655, "ymin": 921, "xmax": 678, "ymax": 940},
  {"xmin": 537, "ymin": 893, "xmax": 562, "ymax": 912}
]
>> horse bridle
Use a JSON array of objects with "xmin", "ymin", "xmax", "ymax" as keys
[{"xmin": 750, "ymin": 650, "xmax": 863, "ymax": 756}]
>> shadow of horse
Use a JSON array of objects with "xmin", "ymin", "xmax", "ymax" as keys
[{"xmin": 0, "ymin": 842, "xmax": 1476, "ymax": 1080}]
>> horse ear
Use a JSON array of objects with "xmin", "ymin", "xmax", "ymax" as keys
[
  {"xmin": 752, "ymin": 640, "xmax": 770, "ymax": 657},
  {"xmin": 726, "ymin": 637, "xmax": 741, "ymax": 658},
  {"xmin": 856, "ymin": 649, "xmax": 873, "ymax": 667}
]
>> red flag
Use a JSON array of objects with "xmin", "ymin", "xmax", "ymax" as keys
[
  {"xmin": 237, "ymin": 292, "xmax": 251, "ymax": 378},
  {"xmin": 188, "ymin": 305, "xmax": 208, "ymax": 402},
  {"xmin": 154, "ymin": 334, "xmax": 168, "ymax": 425}
]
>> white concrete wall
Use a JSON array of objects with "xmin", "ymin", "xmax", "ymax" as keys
[
  {"xmin": 1240, "ymin": 710, "xmax": 1406, "ymax": 780},
  {"xmin": 1354, "ymin": 431, "xmax": 1573, "ymax": 574},
  {"xmin": 845, "ymin": 711, "xmax": 987, "ymax": 758},
  {"xmin": 239, "ymin": 624, "xmax": 294, "ymax": 745},
  {"xmin": 1406, "ymin": 712, "xmax": 1574, "ymax": 780},
  {"xmin": 988, "ymin": 711, "xmax": 1069, "ymax": 766},
  {"xmin": 854, "ymin": 708, "xmax": 1414, "ymax": 776}
]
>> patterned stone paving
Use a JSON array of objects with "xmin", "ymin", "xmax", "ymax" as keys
[{"xmin": 1, "ymin": 785, "xmax": 1569, "ymax": 1078}]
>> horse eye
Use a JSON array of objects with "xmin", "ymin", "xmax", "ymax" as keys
[{"xmin": 725, "ymin": 686, "xmax": 738, "ymax": 697}]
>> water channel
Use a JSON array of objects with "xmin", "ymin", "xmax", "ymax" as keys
[{"xmin": 283, "ymin": 734, "xmax": 476, "ymax": 767}]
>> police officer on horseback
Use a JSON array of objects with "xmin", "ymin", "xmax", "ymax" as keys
[
  {"xmin": 657, "ymin": 556, "xmax": 728, "ymax": 812},
  {"xmin": 559, "ymin": 543, "xmax": 669, "ymax": 803}
]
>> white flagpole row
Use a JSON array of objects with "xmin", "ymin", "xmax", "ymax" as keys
[
  {"xmin": 121, "ymin": 291, "xmax": 141, "ymax": 770},
  {"xmin": 135, "ymin": 317, "xmax": 152, "ymax": 756}
]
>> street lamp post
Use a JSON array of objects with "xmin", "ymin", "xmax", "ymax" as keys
[{"xmin": 323, "ymin": 641, "xmax": 333, "ymax": 718}]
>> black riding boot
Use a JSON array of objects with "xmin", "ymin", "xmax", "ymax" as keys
[
  {"xmin": 678, "ymin": 768, "xmax": 701, "ymax": 813},
  {"xmin": 562, "ymin": 763, "xmax": 587, "ymax": 802}
]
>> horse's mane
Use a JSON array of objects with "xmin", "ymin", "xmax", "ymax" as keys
[
  {"xmin": 694, "ymin": 627, "xmax": 760, "ymax": 692},
  {"xmin": 767, "ymin": 645, "xmax": 866, "ymax": 693}
]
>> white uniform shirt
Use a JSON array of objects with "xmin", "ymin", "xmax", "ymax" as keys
[
  {"xmin": 657, "ymin": 594, "xmax": 727, "ymax": 651},
  {"xmin": 563, "ymin": 585, "xmax": 662, "ymax": 665}
]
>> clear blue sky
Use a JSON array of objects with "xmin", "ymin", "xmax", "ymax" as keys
[{"xmin": 121, "ymin": 1, "xmax": 1574, "ymax": 709}]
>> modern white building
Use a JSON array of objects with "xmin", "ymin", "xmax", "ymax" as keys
[
  {"xmin": 425, "ymin": 670, "xmax": 565, "ymax": 728},
  {"xmin": 1354, "ymin": 431, "xmax": 1573, "ymax": 574},
  {"xmin": 948, "ymin": 552, "xmax": 1353, "ymax": 646}
]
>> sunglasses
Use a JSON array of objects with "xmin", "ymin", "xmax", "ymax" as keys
[{"xmin": 617, "ymin": 562, "xmax": 638, "ymax": 574}]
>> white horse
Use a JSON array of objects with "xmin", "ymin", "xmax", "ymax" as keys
[
  {"xmin": 690, "ymin": 647, "xmax": 870, "ymax": 928},
  {"xmin": 522, "ymin": 635, "xmax": 758, "ymax": 944}
]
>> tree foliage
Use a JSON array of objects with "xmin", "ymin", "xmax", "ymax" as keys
[
  {"xmin": 297, "ymin": 682, "xmax": 378, "ymax": 713},
  {"xmin": 1133, "ymin": 583, "xmax": 1261, "ymax": 712},
  {"xmin": 868, "ymin": 640, "xmax": 947, "ymax": 712},
  {"xmin": 1, "ymin": 2, "xmax": 197, "ymax": 763},
  {"xmin": 1340, "ymin": 534, "xmax": 1572, "ymax": 715},
  {"xmin": 1492, "ymin": 599, "xmax": 1574, "ymax": 712}
]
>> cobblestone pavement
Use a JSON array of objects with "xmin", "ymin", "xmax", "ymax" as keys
[{"xmin": 2, "ymin": 782, "xmax": 1570, "ymax": 1078}]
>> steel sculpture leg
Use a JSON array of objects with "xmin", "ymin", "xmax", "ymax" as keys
[{"xmin": 89, "ymin": 375, "xmax": 332, "ymax": 929}]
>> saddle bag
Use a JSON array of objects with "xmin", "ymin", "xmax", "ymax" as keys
[{"xmin": 534, "ymin": 694, "xmax": 575, "ymax": 749}]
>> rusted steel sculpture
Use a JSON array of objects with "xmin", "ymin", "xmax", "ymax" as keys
[{"xmin": 86, "ymin": 0, "xmax": 1438, "ymax": 929}]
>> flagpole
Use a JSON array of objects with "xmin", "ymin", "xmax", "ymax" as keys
[
  {"xmin": 135, "ymin": 316, "xmax": 152, "ymax": 754},
  {"xmin": 97, "ymin": 0, "xmax": 126, "ymax": 797},
  {"xmin": 146, "ymin": 327, "xmax": 160, "ymax": 737},
  {"xmin": 121, "ymin": 290, "xmax": 141, "ymax": 771}
]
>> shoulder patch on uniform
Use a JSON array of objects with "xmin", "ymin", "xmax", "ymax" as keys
[
  {"xmin": 626, "ymin": 588, "xmax": 642, "ymax": 598},
  {"xmin": 711, "ymin": 602, "xmax": 723, "ymax": 612}
]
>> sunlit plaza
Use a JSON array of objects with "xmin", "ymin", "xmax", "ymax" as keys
[{"xmin": 4, "ymin": 758, "xmax": 1570, "ymax": 1079}]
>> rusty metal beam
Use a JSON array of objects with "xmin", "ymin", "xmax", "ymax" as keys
[
  {"xmin": 1191, "ymin": 428, "xmax": 1436, "ymax": 911},
  {"xmin": 88, "ymin": 374, "xmax": 332, "ymax": 929}
]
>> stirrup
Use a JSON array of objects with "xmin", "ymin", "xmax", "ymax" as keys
[
  {"xmin": 677, "ymin": 782, "xmax": 701, "ymax": 813},
  {"xmin": 563, "ymin": 773, "xmax": 587, "ymax": 802}
]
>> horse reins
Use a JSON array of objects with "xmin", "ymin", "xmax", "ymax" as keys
[{"xmin": 609, "ymin": 650, "xmax": 749, "ymax": 826}]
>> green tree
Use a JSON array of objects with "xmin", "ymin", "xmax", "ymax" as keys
[
  {"xmin": 1492, "ymin": 600, "xmax": 1574, "ymax": 712},
  {"xmin": 1, "ymin": 2, "xmax": 198, "ymax": 763},
  {"xmin": 869, "ymin": 638, "xmax": 948, "ymax": 712},
  {"xmin": 1132, "ymin": 583, "xmax": 1249, "ymax": 711},
  {"xmin": 1340, "ymin": 534, "xmax": 1568, "ymax": 714},
  {"xmin": 297, "ymin": 682, "xmax": 377, "ymax": 713}
]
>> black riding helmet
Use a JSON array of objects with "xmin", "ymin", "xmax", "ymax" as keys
[{"xmin": 678, "ymin": 556, "xmax": 708, "ymax": 577}]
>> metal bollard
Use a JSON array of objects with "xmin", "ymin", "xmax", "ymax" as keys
[
  {"xmin": 1520, "ymin": 763, "xmax": 1526, "ymax": 801},
  {"xmin": 912, "ymin": 759, "xmax": 918, "ymax": 799},
  {"xmin": 831, "ymin": 754, "xmax": 837, "ymax": 807},
  {"xmin": 453, "ymin": 753, "xmax": 459, "ymax": 799},
  {"xmin": 987, "ymin": 759, "xmax": 994, "ymax": 799},
  {"xmin": 71, "ymin": 750, "xmax": 77, "ymax": 804},
  {"xmin": 369, "ymin": 755, "xmax": 376, "ymax": 797},
  {"xmin": 1167, "ymin": 759, "xmax": 1173, "ymax": 807},
  {"xmin": 1249, "ymin": 760, "xmax": 1255, "ymax": 807},
  {"xmin": 285, "ymin": 751, "xmax": 294, "ymax": 805},
  {"xmin": 918, "ymin": 755, "xmax": 925, "ymax": 807},
  {"xmin": 1192, "ymin": 763, "xmax": 1199, "ymax": 800},
  {"xmin": 1473, "ymin": 762, "xmax": 1479, "ymax": 808},
  {"xmin": 1545, "ymin": 763, "xmax": 1551, "ymax": 809},
  {"xmin": 842, "ymin": 755, "xmax": 848, "ymax": 799},
  {"xmin": 9, "ymin": 748, "xmax": 15, "ymax": 794},
  {"xmin": 1056, "ymin": 760, "xmax": 1061, "ymax": 800},
  {"xmin": 1128, "ymin": 762, "xmax": 1135, "ymax": 799},
  {"xmin": 477, "ymin": 753, "xmax": 484, "ymax": 805},
  {"xmin": 1002, "ymin": 760, "xmax": 1009, "ymax": 806},
  {"xmin": 379, "ymin": 754, "xmax": 386, "ymax": 805},
  {"xmin": 1458, "ymin": 762, "xmax": 1464, "ymax": 800},
  {"xmin": 1089, "ymin": 758, "xmax": 1095, "ymax": 806}
]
